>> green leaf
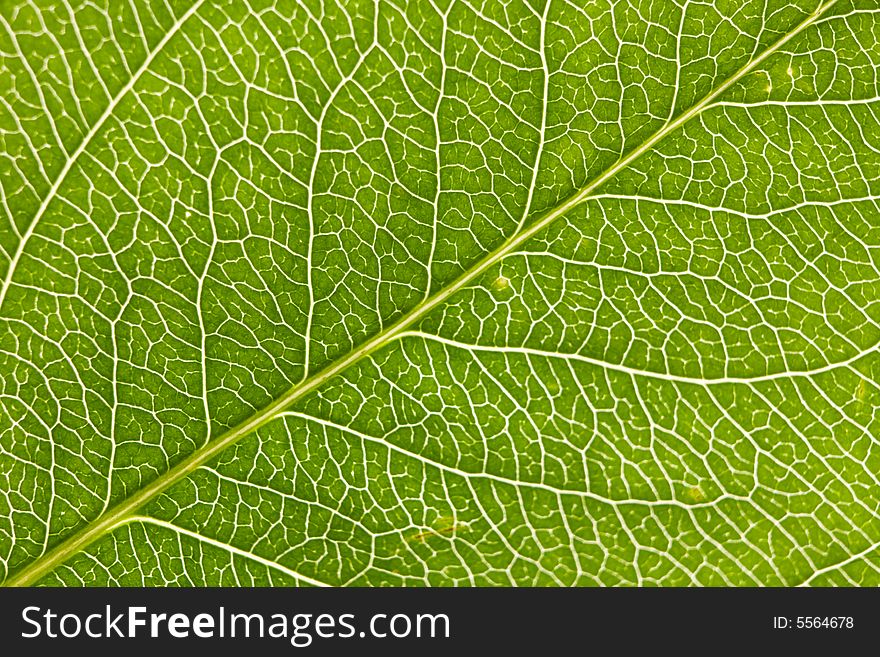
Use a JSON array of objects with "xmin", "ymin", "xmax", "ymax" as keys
[{"xmin": 2, "ymin": 0, "xmax": 879, "ymax": 587}]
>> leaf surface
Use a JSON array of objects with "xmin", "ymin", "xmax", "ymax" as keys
[{"xmin": 2, "ymin": 0, "xmax": 879, "ymax": 586}]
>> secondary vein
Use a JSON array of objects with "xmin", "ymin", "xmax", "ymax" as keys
[{"xmin": 0, "ymin": 0, "xmax": 206, "ymax": 311}]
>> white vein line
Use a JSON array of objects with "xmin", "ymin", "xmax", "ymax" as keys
[
  {"xmin": 277, "ymin": 410, "xmax": 756, "ymax": 509},
  {"xmin": 424, "ymin": 2, "xmax": 450, "ymax": 297},
  {"xmin": 0, "ymin": 0, "xmax": 206, "ymax": 311},
  {"xmin": 708, "ymin": 97, "xmax": 880, "ymax": 109},
  {"xmin": 123, "ymin": 516, "xmax": 330, "ymax": 587},
  {"xmin": 586, "ymin": 193, "xmax": 880, "ymax": 218},
  {"xmin": 515, "ymin": 0, "xmax": 551, "ymax": 232},
  {"xmin": 398, "ymin": 331, "xmax": 878, "ymax": 385},
  {"xmin": 798, "ymin": 541, "xmax": 880, "ymax": 586}
]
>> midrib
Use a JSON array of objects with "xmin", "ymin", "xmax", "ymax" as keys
[{"xmin": 4, "ymin": 0, "xmax": 838, "ymax": 587}]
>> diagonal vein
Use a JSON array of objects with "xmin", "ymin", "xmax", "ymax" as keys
[
  {"xmin": 124, "ymin": 517, "xmax": 331, "ymax": 587},
  {"xmin": 3, "ymin": 0, "xmax": 839, "ymax": 587},
  {"xmin": 0, "ymin": 0, "xmax": 206, "ymax": 311}
]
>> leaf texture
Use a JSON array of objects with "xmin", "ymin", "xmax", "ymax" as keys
[{"xmin": 1, "ymin": 0, "xmax": 880, "ymax": 586}]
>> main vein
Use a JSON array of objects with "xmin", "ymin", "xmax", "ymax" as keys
[{"xmin": 4, "ymin": 0, "xmax": 838, "ymax": 587}]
